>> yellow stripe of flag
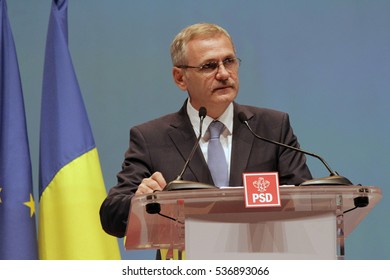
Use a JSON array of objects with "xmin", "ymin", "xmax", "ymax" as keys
[{"xmin": 39, "ymin": 148, "xmax": 120, "ymax": 259}]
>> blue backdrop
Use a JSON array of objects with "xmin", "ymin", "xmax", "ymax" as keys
[{"xmin": 8, "ymin": 0, "xmax": 389, "ymax": 260}]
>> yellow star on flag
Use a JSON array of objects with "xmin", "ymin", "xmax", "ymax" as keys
[{"xmin": 23, "ymin": 193, "xmax": 36, "ymax": 217}]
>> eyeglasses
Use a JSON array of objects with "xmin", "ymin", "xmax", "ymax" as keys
[{"xmin": 176, "ymin": 57, "xmax": 241, "ymax": 75}]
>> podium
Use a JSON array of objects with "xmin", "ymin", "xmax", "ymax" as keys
[{"xmin": 125, "ymin": 185, "xmax": 382, "ymax": 259}]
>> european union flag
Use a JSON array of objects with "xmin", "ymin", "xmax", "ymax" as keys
[{"xmin": 0, "ymin": 0, "xmax": 38, "ymax": 260}]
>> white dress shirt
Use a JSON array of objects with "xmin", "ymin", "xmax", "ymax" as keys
[{"xmin": 186, "ymin": 100, "xmax": 233, "ymax": 177}]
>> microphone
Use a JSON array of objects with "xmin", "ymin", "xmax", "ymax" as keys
[
  {"xmin": 164, "ymin": 107, "xmax": 217, "ymax": 191},
  {"xmin": 238, "ymin": 112, "xmax": 353, "ymax": 186}
]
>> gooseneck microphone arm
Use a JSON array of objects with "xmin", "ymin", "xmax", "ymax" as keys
[
  {"xmin": 164, "ymin": 107, "xmax": 217, "ymax": 191},
  {"xmin": 175, "ymin": 106, "xmax": 207, "ymax": 180},
  {"xmin": 238, "ymin": 112, "xmax": 337, "ymax": 176},
  {"xmin": 238, "ymin": 112, "xmax": 353, "ymax": 186}
]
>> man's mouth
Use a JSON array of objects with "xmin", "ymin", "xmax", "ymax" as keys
[{"xmin": 212, "ymin": 85, "xmax": 232, "ymax": 93}]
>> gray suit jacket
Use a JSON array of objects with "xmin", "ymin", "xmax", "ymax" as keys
[{"xmin": 100, "ymin": 100, "xmax": 312, "ymax": 237}]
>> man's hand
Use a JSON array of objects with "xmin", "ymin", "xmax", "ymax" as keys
[{"xmin": 135, "ymin": 171, "xmax": 167, "ymax": 195}]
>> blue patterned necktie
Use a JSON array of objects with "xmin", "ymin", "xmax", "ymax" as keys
[{"xmin": 207, "ymin": 121, "xmax": 229, "ymax": 187}]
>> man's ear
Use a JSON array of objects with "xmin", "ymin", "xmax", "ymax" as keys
[{"xmin": 172, "ymin": 67, "xmax": 187, "ymax": 91}]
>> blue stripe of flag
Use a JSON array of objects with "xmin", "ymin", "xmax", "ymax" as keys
[{"xmin": 39, "ymin": 0, "xmax": 95, "ymax": 196}]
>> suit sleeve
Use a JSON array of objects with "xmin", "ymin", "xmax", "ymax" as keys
[{"xmin": 99, "ymin": 126, "xmax": 153, "ymax": 237}]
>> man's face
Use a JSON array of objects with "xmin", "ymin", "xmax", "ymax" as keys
[{"xmin": 173, "ymin": 35, "xmax": 240, "ymax": 118}]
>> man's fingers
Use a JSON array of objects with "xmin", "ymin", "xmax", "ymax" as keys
[
  {"xmin": 150, "ymin": 172, "xmax": 167, "ymax": 189},
  {"xmin": 135, "ymin": 172, "xmax": 167, "ymax": 195}
]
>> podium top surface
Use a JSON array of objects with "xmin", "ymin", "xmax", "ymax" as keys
[
  {"xmin": 133, "ymin": 185, "xmax": 381, "ymax": 210},
  {"xmin": 125, "ymin": 185, "xmax": 382, "ymax": 250}
]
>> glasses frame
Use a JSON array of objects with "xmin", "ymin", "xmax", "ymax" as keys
[{"xmin": 176, "ymin": 57, "xmax": 241, "ymax": 75}]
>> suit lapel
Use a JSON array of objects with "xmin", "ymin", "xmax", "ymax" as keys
[
  {"xmin": 167, "ymin": 102, "xmax": 213, "ymax": 185},
  {"xmin": 229, "ymin": 104, "xmax": 255, "ymax": 186}
]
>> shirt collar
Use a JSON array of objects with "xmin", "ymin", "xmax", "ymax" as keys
[{"xmin": 187, "ymin": 99, "xmax": 233, "ymax": 138}]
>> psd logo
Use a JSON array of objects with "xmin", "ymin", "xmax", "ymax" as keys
[{"xmin": 243, "ymin": 172, "xmax": 281, "ymax": 208}]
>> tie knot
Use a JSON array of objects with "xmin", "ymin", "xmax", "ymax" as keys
[{"xmin": 209, "ymin": 121, "xmax": 225, "ymax": 139}]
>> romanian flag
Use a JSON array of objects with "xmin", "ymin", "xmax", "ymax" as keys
[
  {"xmin": 38, "ymin": 0, "xmax": 120, "ymax": 259},
  {"xmin": 0, "ymin": 0, "xmax": 38, "ymax": 259}
]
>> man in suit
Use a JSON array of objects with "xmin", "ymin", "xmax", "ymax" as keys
[{"xmin": 100, "ymin": 23, "xmax": 312, "ymax": 238}]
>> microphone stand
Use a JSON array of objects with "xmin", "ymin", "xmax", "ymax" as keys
[
  {"xmin": 165, "ymin": 179, "xmax": 216, "ymax": 191},
  {"xmin": 165, "ymin": 107, "xmax": 217, "ymax": 191},
  {"xmin": 238, "ymin": 112, "xmax": 353, "ymax": 186}
]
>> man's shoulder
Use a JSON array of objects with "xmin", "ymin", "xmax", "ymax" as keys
[
  {"xmin": 130, "ymin": 104, "xmax": 189, "ymax": 136},
  {"xmin": 133, "ymin": 111, "xmax": 181, "ymax": 129},
  {"xmin": 235, "ymin": 103, "xmax": 288, "ymax": 119}
]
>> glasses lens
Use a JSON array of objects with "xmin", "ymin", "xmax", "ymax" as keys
[
  {"xmin": 195, "ymin": 58, "xmax": 240, "ymax": 75},
  {"xmin": 201, "ymin": 61, "xmax": 219, "ymax": 72},
  {"xmin": 223, "ymin": 58, "xmax": 239, "ymax": 71}
]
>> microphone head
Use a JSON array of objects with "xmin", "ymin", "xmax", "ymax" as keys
[
  {"xmin": 199, "ymin": 107, "xmax": 207, "ymax": 119},
  {"xmin": 238, "ymin": 112, "xmax": 248, "ymax": 123}
]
